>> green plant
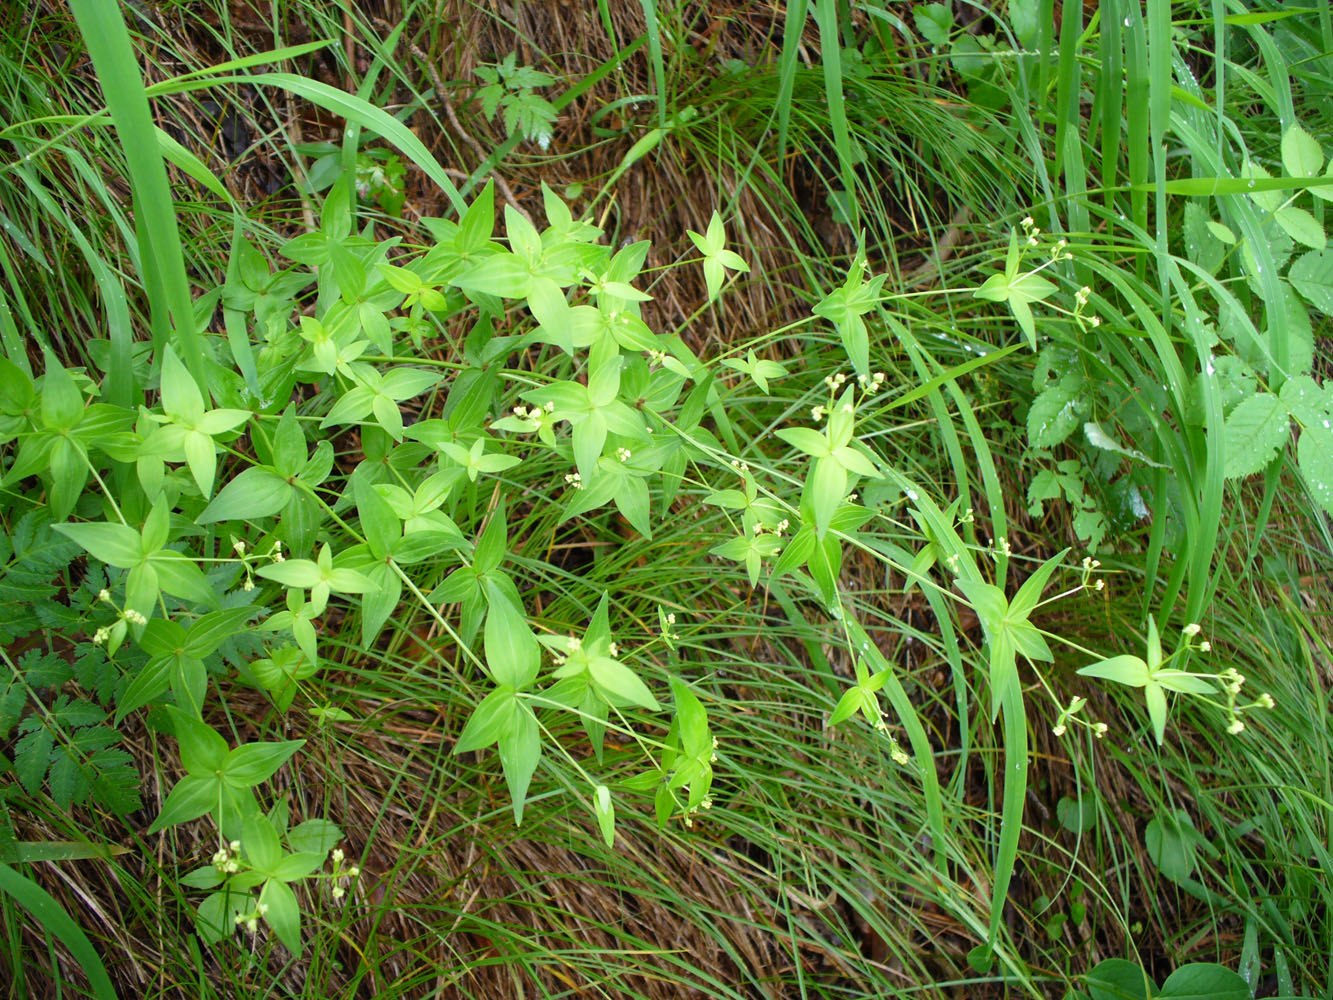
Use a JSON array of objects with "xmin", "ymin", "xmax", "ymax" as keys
[{"xmin": 474, "ymin": 53, "xmax": 559, "ymax": 149}]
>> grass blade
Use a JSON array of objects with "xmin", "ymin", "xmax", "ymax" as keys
[
  {"xmin": 67, "ymin": 0, "xmax": 208, "ymax": 392},
  {"xmin": 0, "ymin": 862, "xmax": 116, "ymax": 1000}
]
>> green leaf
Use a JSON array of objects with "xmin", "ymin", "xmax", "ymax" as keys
[
  {"xmin": 1222, "ymin": 392, "xmax": 1288, "ymax": 478},
  {"xmin": 53, "ymin": 522, "xmax": 141, "ymax": 568},
  {"xmin": 199, "ymin": 467, "xmax": 292, "ymax": 523},
  {"xmin": 1145, "ymin": 810, "xmax": 1201, "ymax": 883},
  {"xmin": 775, "ymin": 426, "xmax": 830, "ymax": 458},
  {"xmin": 1077, "ymin": 654, "xmax": 1150, "ymax": 688},
  {"xmin": 497, "ymin": 702, "xmax": 541, "ymax": 824},
  {"xmin": 483, "ymin": 588, "xmax": 539, "ymax": 689},
  {"xmin": 828, "ymin": 686, "xmax": 868, "ymax": 726},
  {"xmin": 808, "ymin": 456, "xmax": 847, "ymax": 539},
  {"xmin": 1158, "ymin": 964, "xmax": 1250, "ymax": 1000},
  {"xmin": 455, "ymin": 686, "xmax": 519, "ymax": 754},
  {"xmin": 592, "ymin": 785, "xmax": 615, "ymax": 848},
  {"xmin": 150, "ymin": 550, "xmax": 219, "ymax": 608},
  {"xmin": 287, "ymin": 819, "xmax": 342, "ymax": 856},
  {"xmin": 1056, "ymin": 795, "xmax": 1097, "ymax": 834},
  {"xmin": 258, "ymin": 559, "xmax": 324, "ymax": 589},
  {"xmin": 243, "ymin": 812, "xmax": 284, "ymax": 872},
  {"xmin": 184, "ymin": 607, "xmax": 257, "ymax": 658},
  {"xmin": 1274, "ymin": 206, "xmax": 1327, "ymax": 250},
  {"xmin": 452, "ymin": 252, "xmax": 531, "ymax": 298},
  {"xmin": 1281, "ymin": 123, "xmax": 1325, "ymax": 179},
  {"xmin": 1297, "ymin": 423, "xmax": 1333, "ymax": 515},
  {"xmin": 0, "ymin": 862, "xmax": 117, "ymax": 1000},
  {"xmin": 167, "ymin": 707, "xmax": 229, "ymax": 771},
  {"xmin": 223, "ymin": 740, "xmax": 305, "ymax": 787},
  {"xmin": 913, "ymin": 3, "xmax": 952, "ymax": 44},
  {"xmin": 148, "ymin": 774, "xmax": 219, "ymax": 833},
  {"xmin": 588, "ymin": 656, "xmax": 661, "ymax": 711},
  {"xmin": 159, "ymin": 347, "xmax": 205, "ymax": 426},
  {"xmin": 260, "ymin": 878, "xmax": 302, "ymax": 955},
  {"xmin": 39, "ymin": 356, "xmax": 84, "ymax": 432},
  {"xmin": 1028, "ymin": 376, "xmax": 1084, "ymax": 447},
  {"xmin": 1145, "ymin": 680, "xmax": 1167, "ymax": 744},
  {"xmin": 354, "ymin": 474, "xmax": 401, "ymax": 558},
  {"xmin": 1086, "ymin": 958, "xmax": 1156, "ymax": 1000},
  {"xmin": 1289, "ymin": 249, "xmax": 1333, "ymax": 316}
]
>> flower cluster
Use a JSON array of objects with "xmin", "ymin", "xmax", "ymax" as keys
[
  {"xmin": 329, "ymin": 847, "xmax": 361, "ymax": 901},
  {"xmin": 211, "ymin": 840, "xmax": 242, "ymax": 876},
  {"xmin": 1051, "ymin": 695, "xmax": 1108, "ymax": 739}
]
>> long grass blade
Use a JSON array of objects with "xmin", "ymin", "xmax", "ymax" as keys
[{"xmin": 0, "ymin": 862, "xmax": 116, "ymax": 1000}]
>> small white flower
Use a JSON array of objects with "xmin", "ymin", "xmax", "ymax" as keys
[
  {"xmin": 616, "ymin": 447, "xmax": 632, "ymax": 462},
  {"xmin": 346, "ymin": 866, "xmax": 360, "ymax": 878},
  {"xmin": 1052, "ymin": 724, "xmax": 1067, "ymax": 737},
  {"xmin": 1227, "ymin": 719, "xmax": 1245, "ymax": 735},
  {"xmin": 232, "ymin": 538, "xmax": 246, "ymax": 556},
  {"xmin": 1258, "ymin": 693, "xmax": 1275, "ymax": 709},
  {"xmin": 331, "ymin": 849, "xmax": 345, "ymax": 864},
  {"xmin": 608, "ymin": 642, "xmax": 619, "ymax": 657},
  {"xmin": 332, "ymin": 886, "xmax": 346, "ymax": 900},
  {"xmin": 92, "ymin": 627, "xmax": 109, "ymax": 645},
  {"xmin": 1093, "ymin": 722, "xmax": 1109, "ymax": 738},
  {"xmin": 1183, "ymin": 623, "xmax": 1202, "ymax": 637},
  {"xmin": 666, "ymin": 612, "xmax": 677, "ymax": 625},
  {"xmin": 1198, "ymin": 640, "xmax": 1210, "ymax": 652},
  {"xmin": 811, "ymin": 405, "xmax": 826, "ymax": 422},
  {"xmin": 97, "ymin": 589, "xmax": 111, "ymax": 603}
]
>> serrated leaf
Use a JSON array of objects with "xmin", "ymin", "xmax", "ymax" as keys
[
  {"xmin": 1274, "ymin": 206, "xmax": 1327, "ymax": 250},
  {"xmin": 1222, "ymin": 392, "xmax": 1288, "ymax": 478},
  {"xmin": 14, "ymin": 728, "xmax": 53, "ymax": 794},
  {"xmin": 1297, "ymin": 423, "xmax": 1333, "ymax": 515},
  {"xmin": 1281, "ymin": 123, "xmax": 1324, "ymax": 179},
  {"xmin": 1028, "ymin": 377, "xmax": 1084, "ymax": 447},
  {"xmin": 1289, "ymin": 249, "xmax": 1333, "ymax": 316}
]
